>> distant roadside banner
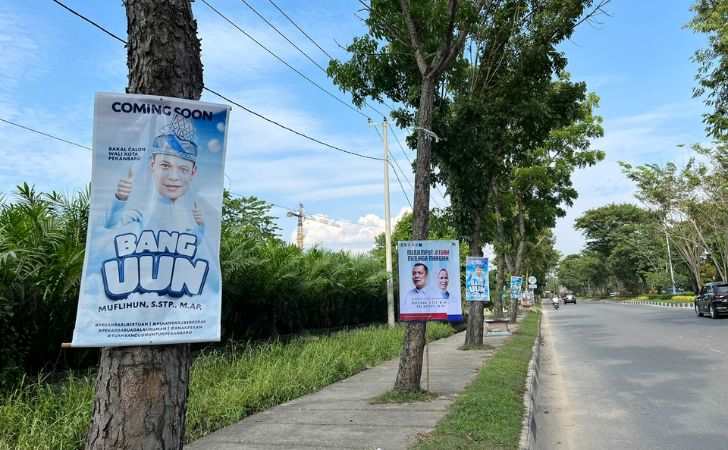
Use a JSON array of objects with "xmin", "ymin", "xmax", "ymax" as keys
[
  {"xmin": 71, "ymin": 92, "xmax": 230, "ymax": 347},
  {"xmin": 398, "ymin": 240, "xmax": 461, "ymax": 321},
  {"xmin": 510, "ymin": 276, "xmax": 523, "ymax": 300},
  {"xmin": 465, "ymin": 257, "xmax": 490, "ymax": 302}
]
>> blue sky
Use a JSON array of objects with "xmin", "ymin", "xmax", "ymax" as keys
[{"xmin": 0, "ymin": 0, "xmax": 710, "ymax": 254}]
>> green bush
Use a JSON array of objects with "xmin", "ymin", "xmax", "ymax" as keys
[{"xmin": 670, "ymin": 295, "xmax": 694, "ymax": 302}]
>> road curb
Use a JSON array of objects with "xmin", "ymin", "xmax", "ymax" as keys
[
  {"xmin": 518, "ymin": 312, "xmax": 543, "ymax": 450},
  {"xmin": 624, "ymin": 300, "xmax": 693, "ymax": 309}
]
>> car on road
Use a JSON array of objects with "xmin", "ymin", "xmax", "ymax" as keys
[
  {"xmin": 695, "ymin": 282, "xmax": 728, "ymax": 319},
  {"xmin": 563, "ymin": 293, "xmax": 576, "ymax": 304}
]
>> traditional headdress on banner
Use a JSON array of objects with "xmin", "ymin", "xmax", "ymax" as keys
[{"xmin": 152, "ymin": 113, "xmax": 198, "ymax": 163}]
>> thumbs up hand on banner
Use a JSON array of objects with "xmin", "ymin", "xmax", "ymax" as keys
[
  {"xmin": 115, "ymin": 168, "xmax": 134, "ymax": 201},
  {"xmin": 192, "ymin": 200, "xmax": 204, "ymax": 226}
]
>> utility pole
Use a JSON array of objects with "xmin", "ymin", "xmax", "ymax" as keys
[
  {"xmin": 287, "ymin": 203, "xmax": 305, "ymax": 249},
  {"xmin": 371, "ymin": 118, "xmax": 395, "ymax": 326},
  {"xmin": 383, "ymin": 120, "xmax": 395, "ymax": 327}
]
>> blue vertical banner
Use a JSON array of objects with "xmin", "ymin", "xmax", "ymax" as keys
[
  {"xmin": 510, "ymin": 276, "xmax": 523, "ymax": 300},
  {"xmin": 465, "ymin": 257, "xmax": 490, "ymax": 302},
  {"xmin": 71, "ymin": 92, "xmax": 230, "ymax": 347},
  {"xmin": 398, "ymin": 240, "xmax": 461, "ymax": 321}
]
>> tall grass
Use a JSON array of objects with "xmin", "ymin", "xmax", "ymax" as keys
[{"xmin": 0, "ymin": 322, "xmax": 454, "ymax": 450}]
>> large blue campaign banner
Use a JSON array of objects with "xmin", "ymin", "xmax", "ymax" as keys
[
  {"xmin": 71, "ymin": 93, "xmax": 230, "ymax": 347},
  {"xmin": 510, "ymin": 276, "xmax": 523, "ymax": 300},
  {"xmin": 465, "ymin": 257, "xmax": 490, "ymax": 302},
  {"xmin": 398, "ymin": 240, "xmax": 461, "ymax": 321}
]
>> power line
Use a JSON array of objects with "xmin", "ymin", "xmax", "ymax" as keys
[
  {"xmin": 266, "ymin": 0, "xmax": 334, "ymax": 61},
  {"xmin": 199, "ymin": 0, "xmax": 370, "ymax": 120},
  {"xmin": 388, "ymin": 160, "xmax": 413, "ymax": 209},
  {"xmin": 390, "ymin": 126, "xmax": 448, "ymax": 203},
  {"xmin": 255, "ymin": 0, "xmax": 386, "ymax": 119},
  {"xmin": 203, "ymin": 87, "xmax": 382, "ymax": 161},
  {"xmin": 0, "ymin": 117, "xmax": 91, "ymax": 151},
  {"xmin": 389, "ymin": 126, "xmax": 413, "ymax": 165},
  {"xmin": 372, "ymin": 126, "xmax": 414, "ymax": 192},
  {"xmin": 239, "ymin": 0, "xmax": 327, "ymax": 73},
  {"xmin": 50, "ymin": 0, "xmax": 384, "ymax": 163},
  {"xmin": 371, "ymin": 126, "xmax": 413, "ymax": 208},
  {"xmin": 51, "ymin": 0, "xmax": 126, "ymax": 45}
]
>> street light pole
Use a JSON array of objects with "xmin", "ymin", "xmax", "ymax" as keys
[
  {"xmin": 664, "ymin": 226, "xmax": 677, "ymax": 295},
  {"xmin": 383, "ymin": 120, "xmax": 395, "ymax": 327}
]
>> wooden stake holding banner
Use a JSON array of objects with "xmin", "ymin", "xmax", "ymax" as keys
[{"xmin": 425, "ymin": 336, "xmax": 430, "ymax": 391}]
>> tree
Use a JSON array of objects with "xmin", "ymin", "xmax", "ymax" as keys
[
  {"xmin": 433, "ymin": 0, "xmax": 608, "ymax": 343},
  {"xmin": 85, "ymin": 1, "xmax": 203, "ymax": 448},
  {"xmin": 689, "ymin": 0, "xmax": 728, "ymax": 139},
  {"xmin": 574, "ymin": 203, "xmax": 667, "ymax": 293},
  {"xmin": 558, "ymin": 253, "xmax": 606, "ymax": 295},
  {"xmin": 222, "ymin": 191, "xmax": 281, "ymax": 240},
  {"xmin": 330, "ymin": 0, "xmax": 493, "ymax": 392}
]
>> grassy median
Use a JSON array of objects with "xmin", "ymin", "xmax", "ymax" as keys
[
  {"xmin": 0, "ymin": 322, "xmax": 454, "ymax": 450},
  {"xmin": 412, "ymin": 310, "xmax": 540, "ymax": 450}
]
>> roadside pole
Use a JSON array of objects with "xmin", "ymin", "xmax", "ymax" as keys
[
  {"xmin": 665, "ymin": 227, "xmax": 677, "ymax": 295},
  {"xmin": 382, "ymin": 120, "xmax": 395, "ymax": 326}
]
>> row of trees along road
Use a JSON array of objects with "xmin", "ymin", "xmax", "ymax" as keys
[
  {"xmin": 330, "ymin": 0, "xmax": 607, "ymax": 392},
  {"xmin": 62, "ymin": 0, "xmax": 609, "ymax": 447},
  {"xmin": 558, "ymin": 0, "xmax": 728, "ymax": 297}
]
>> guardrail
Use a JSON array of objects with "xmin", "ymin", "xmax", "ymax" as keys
[{"xmin": 623, "ymin": 300, "xmax": 693, "ymax": 309}]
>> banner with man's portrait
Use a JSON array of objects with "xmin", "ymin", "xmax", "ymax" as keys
[
  {"xmin": 465, "ymin": 257, "xmax": 490, "ymax": 302},
  {"xmin": 71, "ymin": 93, "xmax": 230, "ymax": 347},
  {"xmin": 398, "ymin": 240, "xmax": 461, "ymax": 321}
]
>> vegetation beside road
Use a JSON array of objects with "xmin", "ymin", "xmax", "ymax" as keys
[
  {"xmin": 412, "ymin": 311, "xmax": 540, "ymax": 450},
  {"xmin": 0, "ymin": 322, "xmax": 454, "ymax": 450},
  {"xmin": 0, "ymin": 186, "xmax": 390, "ymax": 388}
]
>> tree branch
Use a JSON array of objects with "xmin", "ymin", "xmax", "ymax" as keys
[{"xmin": 398, "ymin": 0, "xmax": 428, "ymax": 75}]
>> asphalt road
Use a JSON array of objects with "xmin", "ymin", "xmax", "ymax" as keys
[{"xmin": 536, "ymin": 301, "xmax": 728, "ymax": 450}]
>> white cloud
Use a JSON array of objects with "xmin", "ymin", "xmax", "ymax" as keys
[
  {"xmin": 0, "ymin": 6, "xmax": 43, "ymax": 112},
  {"xmin": 295, "ymin": 207, "xmax": 410, "ymax": 253}
]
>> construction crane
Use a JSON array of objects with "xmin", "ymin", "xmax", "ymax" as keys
[{"xmin": 287, "ymin": 203, "xmax": 340, "ymax": 249}]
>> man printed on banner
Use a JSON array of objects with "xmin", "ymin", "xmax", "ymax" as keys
[
  {"xmin": 105, "ymin": 114, "xmax": 209, "ymax": 240},
  {"xmin": 466, "ymin": 260, "xmax": 488, "ymax": 298},
  {"xmin": 436, "ymin": 268, "xmax": 452, "ymax": 299},
  {"xmin": 403, "ymin": 262, "xmax": 431, "ymax": 305}
]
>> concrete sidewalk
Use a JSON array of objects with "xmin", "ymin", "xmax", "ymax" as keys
[{"xmin": 187, "ymin": 322, "xmax": 520, "ymax": 450}]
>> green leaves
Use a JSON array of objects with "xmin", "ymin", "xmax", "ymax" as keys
[{"xmin": 689, "ymin": 0, "xmax": 728, "ymax": 139}]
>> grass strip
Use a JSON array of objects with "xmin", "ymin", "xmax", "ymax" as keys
[
  {"xmin": 412, "ymin": 311, "xmax": 540, "ymax": 450},
  {"xmin": 0, "ymin": 322, "xmax": 454, "ymax": 450},
  {"xmin": 370, "ymin": 389, "xmax": 439, "ymax": 404}
]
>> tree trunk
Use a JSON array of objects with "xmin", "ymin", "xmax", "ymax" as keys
[
  {"xmin": 464, "ymin": 215, "xmax": 485, "ymax": 346},
  {"xmin": 495, "ymin": 253, "xmax": 506, "ymax": 318},
  {"xmin": 85, "ymin": 2, "xmax": 203, "ymax": 449},
  {"xmin": 394, "ymin": 76, "xmax": 436, "ymax": 392}
]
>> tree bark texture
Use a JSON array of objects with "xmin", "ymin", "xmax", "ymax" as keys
[
  {"xmin": 86, "ymin": 2, "xmax": 203, "ymax": 449},
  {"xmin": 394, "ymin": 76, "xmax": 436, "ymax": 392},
  {"xmin": 464, "ymin": 215, "xmax": 485, "ymax": 346}
]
